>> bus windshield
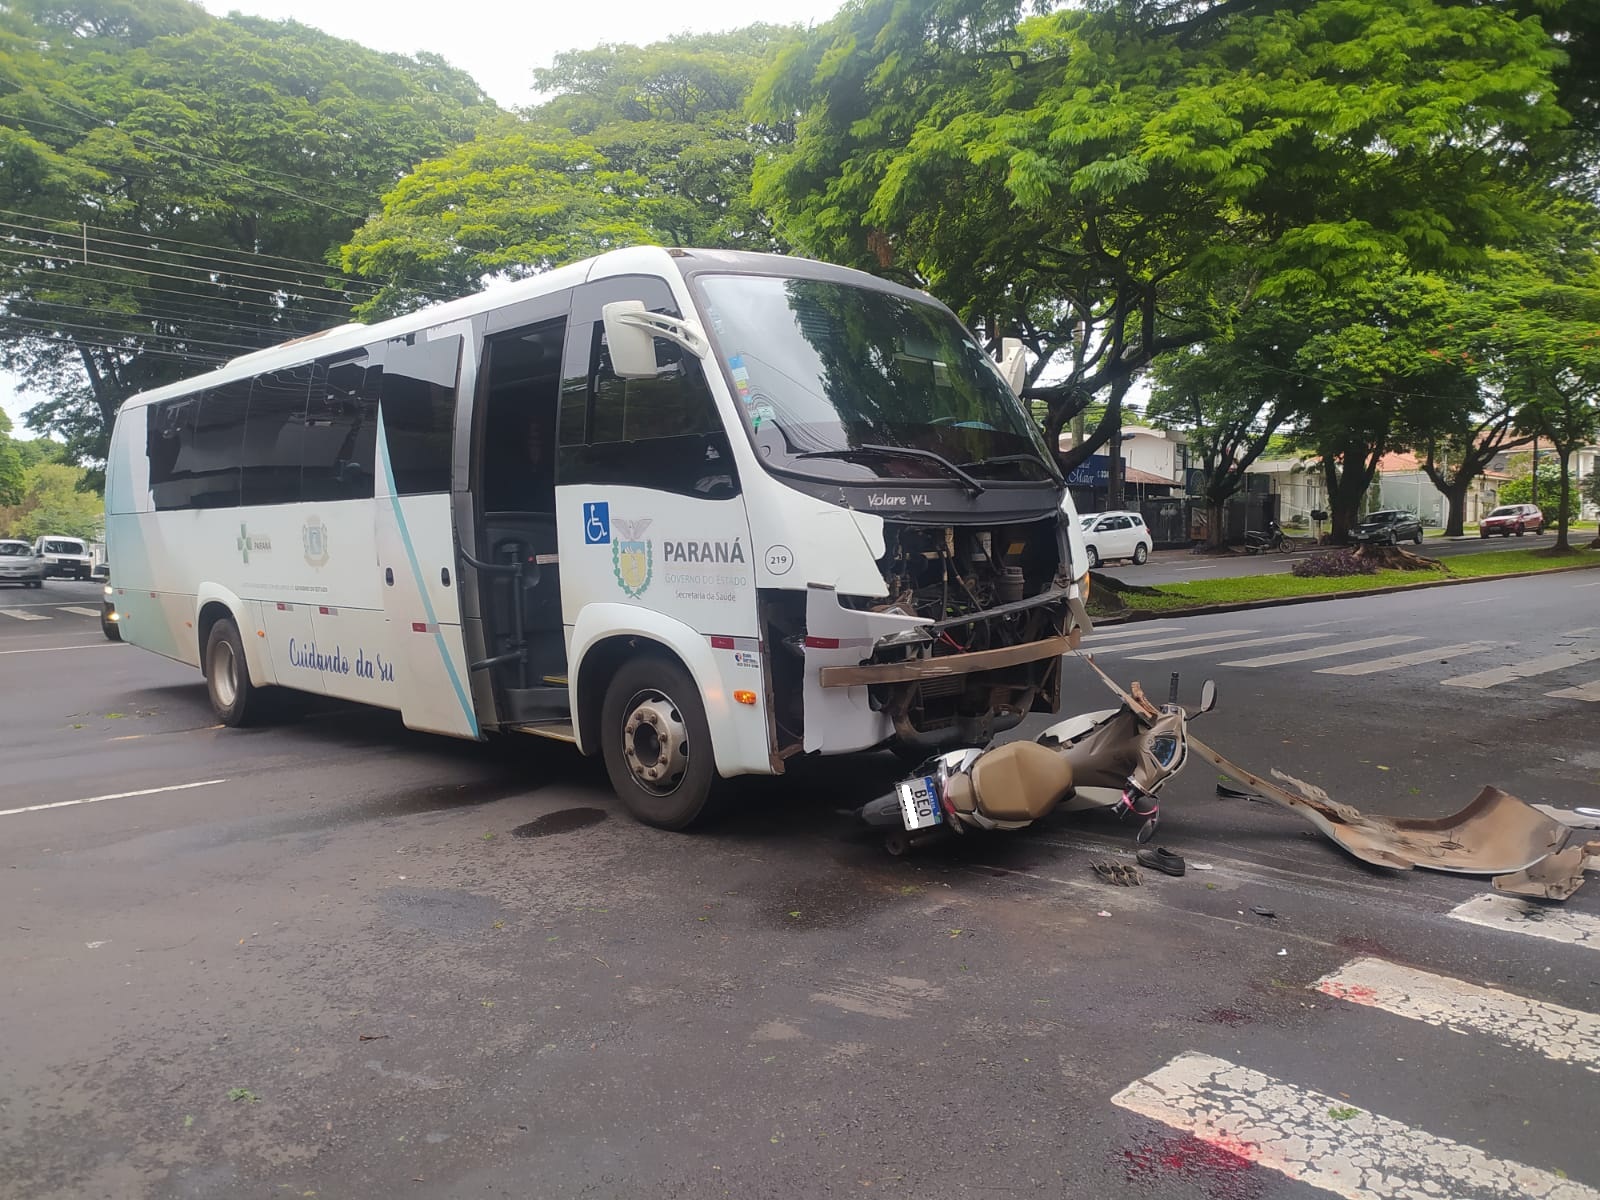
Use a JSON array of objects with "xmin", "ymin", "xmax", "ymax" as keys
[{"xmin": 694, "ymin": 274, "xmax": 1057, "ymax": 486}]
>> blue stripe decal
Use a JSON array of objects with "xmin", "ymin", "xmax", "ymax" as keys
[{"xmin": 377, "ymin": 412, "xmax": 480, "ymax": 738}]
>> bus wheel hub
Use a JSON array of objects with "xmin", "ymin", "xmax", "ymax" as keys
[{"xmin": 622, "ymin": 693, "xmax": 688, "ymax": 793}]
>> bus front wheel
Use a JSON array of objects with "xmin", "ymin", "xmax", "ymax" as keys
[
  {"xmin": 600, "ymin": 656, "xmax": 719, "ymax": 830},
  {"xmin": 205, "ymin": 617, "xmax": 268, "ymax": 727}
]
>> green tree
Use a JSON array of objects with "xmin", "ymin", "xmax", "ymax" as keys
[
  {"xmin": 0, "ymin": 0, "xmax": 496, "ymax": 465},
  {"xmin": 0, "ymin": 461, "xmax": 102, "ymax": 539},
  {"xmin": 752, "ymin": 0, "xmax": 1568, "ymax": 474},
  {"xmin": 343, "ymin": 28, "xmax": 796, "ymax": 318},
  {"xmin": 1148, "ymin": 300, "xmax": 1317, "ymax": 546},
  {"xmin": 0, "ymin": 409, "xmax": 24, "ymax": 506}
]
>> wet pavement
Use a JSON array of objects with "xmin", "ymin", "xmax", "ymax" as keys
[{"xmin": 2, "ymin": 580, "xmax": 1597, "ymax": 1199}]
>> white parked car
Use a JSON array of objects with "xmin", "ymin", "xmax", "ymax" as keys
[
  {"xmin": 33, "ymin": 535, "xmax": 94, "ymax": 579},
  {"xmin": 1078, "ymin": 510, "xmax": 1152, "ymax": 567},
  {"xmin": 0, "ymin": 539, "xmax": 46, "ymax": 588}
]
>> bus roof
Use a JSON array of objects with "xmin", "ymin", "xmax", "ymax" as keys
[{"xmin": 116, "ymin": 245, "xmax": 942, "ymax": 417}]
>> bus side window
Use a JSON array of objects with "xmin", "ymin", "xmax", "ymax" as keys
[
  {"xmin": 188, "ymin": 380, "xmax": 249, "ymax": 509},
  {"xmin": 241, "ymin": 365, "xmax": 311, "ymax": 507},
  {"xmin": 563, "ymin": 318, "xmax": 738, "ymax": 498},
  {"xmin": 304, "ymin": 358, "xmax": 378, "ymax": 502},
  {"xmin": 381, "ymin": 335, "xmax": 461, "ymax": 495},
  {"xmin": 148, "ymin": 394, "xmax": 201, "ymax": 512}
]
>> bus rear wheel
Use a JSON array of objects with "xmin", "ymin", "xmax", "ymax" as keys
[
  {"xmin": 600, "ymin": 656, "xmax": 719, "ymax": 830},
  {"xmin": 205, "ymin": 617, "xmax": 268, "ymax": 726}
]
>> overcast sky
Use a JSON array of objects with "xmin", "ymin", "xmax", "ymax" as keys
[{"xmin": 1, "ymin": 0, "xmax": 844, "ymax": 433}]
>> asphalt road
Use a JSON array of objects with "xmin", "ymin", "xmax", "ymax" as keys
[
  {"xmin": 1100, "ymin": 530, "xmax": 1577, "ymax": 586},
  {"xmin": 2, "ymin": 576, "xmax": 1598, "ymax": 1199}
]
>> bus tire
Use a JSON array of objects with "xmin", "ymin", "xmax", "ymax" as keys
[
  {"xmin": 600, "ymin": 655, "xmax": 719, "ymax": 830},
  {"xmin": 204, "ymin": 617, "xmax": 267, "ymax": 727}
]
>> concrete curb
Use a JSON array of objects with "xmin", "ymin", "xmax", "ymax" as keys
[{"xmin": 1090, "ymin": 555, "xmax": 1600, "ymax": 626}]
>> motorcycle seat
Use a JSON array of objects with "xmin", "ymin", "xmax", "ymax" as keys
[{"xmin": 968, "ymin": 741, "xmax": 1074, "ymax": 822}]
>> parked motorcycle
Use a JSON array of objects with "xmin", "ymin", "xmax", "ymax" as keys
[
  {"xmin": 860, "ymin": 664, "xmax": 1217, "ymax": 854},
  {"xmin": 1243, "ymin": 519, "xmax": 1292, "ymax": 555}
]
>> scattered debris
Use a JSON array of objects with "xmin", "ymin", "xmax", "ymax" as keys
[
  {"xmin": 1250, "ymin": 906, "xmax": 1277, "ymax": 919},
  {"xmin": 1276, "ymin": 949, "xmax": 1288, "ymax": 957},
  {"xmin": 1093, "ymin": 859, "xmax": 1142, "ymax": 886},
  {"xmin": 358, "ymin": 1034, "xmax": 389, "ymax": 1042},
  {"xmin": 1492, "ymin": 842, "xmax": 1599, "ymax": 902},
  {"xmin": 1195, "ymin": 737, "xmax": 1577, "ymax": 888},
  {"xmin": 1137, "ymin": 847, "xmax": 1187, "ymax": 877},
  {"xmin": 1097, "ymin": 910, "xmax": 1112, "ymax": 918}
]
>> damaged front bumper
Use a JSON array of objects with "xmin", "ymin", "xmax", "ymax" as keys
[{"xmin": 800, "ymin": 584, "xmax": 1091, "ymax": 754}]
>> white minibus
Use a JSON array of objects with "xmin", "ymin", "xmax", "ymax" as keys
[{"xmin": 105, "ymin": 247, "xmax": 1092, "ymax": 827}]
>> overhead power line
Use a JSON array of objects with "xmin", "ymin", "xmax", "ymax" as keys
[
  {"xmin": 0, "ymin": 225, "xmax": 375, "ymax": 305},
  {"xmin": 0, "ymin": 215, "xmax": 386, "ymax": 298}
]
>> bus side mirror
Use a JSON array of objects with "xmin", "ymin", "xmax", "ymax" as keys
[{"xmin": 602, "ymin": 300, "xmax": 710, "ymax": 379}]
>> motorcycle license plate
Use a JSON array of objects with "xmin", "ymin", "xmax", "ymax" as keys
[{"xmin": 896, "ymin": 776, "xmax": 943, "ymax": 831}]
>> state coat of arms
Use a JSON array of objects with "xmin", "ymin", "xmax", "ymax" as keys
[{"xmin": 612, "ymin": 517, "xmax": 653, "ymax": 598}]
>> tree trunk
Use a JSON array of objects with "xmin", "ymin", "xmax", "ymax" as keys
[
  {"xmin": 1442, "ymin": 480, "xmax": 1470, "ymax": 538},
  {"xmin": 1206, "ymin": 496, "xmax": 1226, "ymax": 549},
  {"xmin": 1555, "ymin": 448, "xmax": 1573, "ymax": 552}
]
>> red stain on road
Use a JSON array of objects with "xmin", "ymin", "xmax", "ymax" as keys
[
  {"xmin": 1123, "ymin": 1132, "xmax": 1265, "ymax": 1199},
  {"xmin": 1317, "ymin": 980, "xmax": 1378, "ymax": 1003}
]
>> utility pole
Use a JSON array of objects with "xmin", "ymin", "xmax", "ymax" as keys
[{"xmin": 1531, "ymin": 436, "xmax": 1539, "ymax": 508}]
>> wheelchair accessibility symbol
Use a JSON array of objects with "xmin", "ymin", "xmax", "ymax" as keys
[{"xmin": 584, "ymin": 502, "xmax": 611, "ymax": 545}]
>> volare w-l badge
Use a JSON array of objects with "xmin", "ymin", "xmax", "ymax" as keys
[{"xmin": 612, "ymin": 518, "xmax": 653, "ymax": 598}]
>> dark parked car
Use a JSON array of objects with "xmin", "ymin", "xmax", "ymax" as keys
[{"xmin": 1350, "ymin": 509, "xmax": 1424, "ymax": 546}]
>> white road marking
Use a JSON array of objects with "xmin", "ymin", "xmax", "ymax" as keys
[
  {"xmin": 1082, "ymin": 623, "xmax": 1187, "ymax": 641},
  {"xmin": 1441, "ymin": 645, "xmax": 1600, "ymax": 689},
  {"xmin": 57, "ymin": 605, "xmax": 100, "ymax": 617},
  {"xmin": 1316, "ymin": 641, "xmax": 1498, "ymax": 676},
  {"xmin": 0, "ymin": 779, "xmax": 226, "ymax": 819},
  {"xmin": 1315, "ymin": 957, "xmax": 1600, "ymax": 1073},
  {"xmin": 1458, "ymin": 594, "xmax": 1507, "ymax": 606},
  {"xmin": 0, "ymin": 608, "xmax": 49, "ymax": 621},
  {"xmin": 1221, "ymin": 635, "xmax": 1420, "ymax": 668},
  {"xmin": 1449, "ymin": 892, "xmax": 1600, "ymax": 951},
  {"xmin": 0, "ymin": 642, "xmax": 116, "ymax": 656},
  {"xmin": 1547, "ymin": 678, "xmax": 1600, "ymax": 701},
  {"xmin": 1575, "ymin": 581, "xmax": 1600, "ymax": 589},
  {"xmin": 1088, "ymin": 629, "xmax": 1258, "ymax": 653},
  {"xmin": 1128, "ymin": 632, "xmax": 1331, "ymax": 661},
  {"xmin": 1111, "ymin": 1051, "xmax": 1599, "ymax": 1200}
]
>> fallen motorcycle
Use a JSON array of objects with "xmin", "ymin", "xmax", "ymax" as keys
[{"xmin": 860, "ymin": 668, "xmax": 1217, "ymax": 855}]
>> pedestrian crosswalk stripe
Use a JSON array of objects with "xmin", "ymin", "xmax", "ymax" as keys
[
  {"xmin": 1111, "ymin": 1051, "xmax": 1598, "ymax": 1200},
  {"xmin": 1082, "ymin": 623, "xmax": 1187, "ymax": 641},
  {"xmin": 1088, "ymin": 629, "xmax": 1258, "ymax": 654},
  {"xmin": 1316, "ymin": 640, "xmax": 1499, "ymax": 676},
  {"xmin": 1449, "ymin": 893, "xmax": 1600, "ymax": 951},
  {"xmin": 1127, "ymin": 632, "xmax": 1331, "ymax": 662},
  {"xmin": 1440, "ymin": 645, "xmax": 1600, "ymax": 689},
  {"xmin": 1316, "ymin": 956, "xmax": 1600, "ymax": 1073},
  {"xmin": 0, "ymin": 609, "xmax": 49, "ymax": 621},
  {"xmin": 1221, "ymin": 634, "xmax": 1420, "ymax": 669},
  {"xmin": 57, "ymin": 606, "xmax": 100, "ymax": 617},
  {"xmin": 1547, "ymin": 678, "xmax": 1600, "ymax": 702}
]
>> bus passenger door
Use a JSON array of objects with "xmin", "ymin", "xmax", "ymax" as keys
[{"xmin": 373, "ymin": 331, "xmax": 483, "ymax": 739}]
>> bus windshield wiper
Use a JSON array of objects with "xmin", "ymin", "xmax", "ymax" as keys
[
  {"xmin": 794, "ymin": 444, "xmax": 986, "ymax": 496},
  {"xmin": 959, "ymin": 452, "xmax": 1060, "ymax": 483}
]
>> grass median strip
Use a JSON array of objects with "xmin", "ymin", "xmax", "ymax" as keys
[{"xmin": 1109, "ymin": 547, "xmax": 1600, "ymax": 613}]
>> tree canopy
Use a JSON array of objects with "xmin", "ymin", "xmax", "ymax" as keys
[
  {"xmin": 752, "ymin": 0, "xmax": 1569, "ymax": 472},
  {"xmin": 342, "ymin": 28, "xmax": 796, "ymax": 318},
  {"xmin": 0, "ymin": 0, "xmax": 496, "ymax": 464}
]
